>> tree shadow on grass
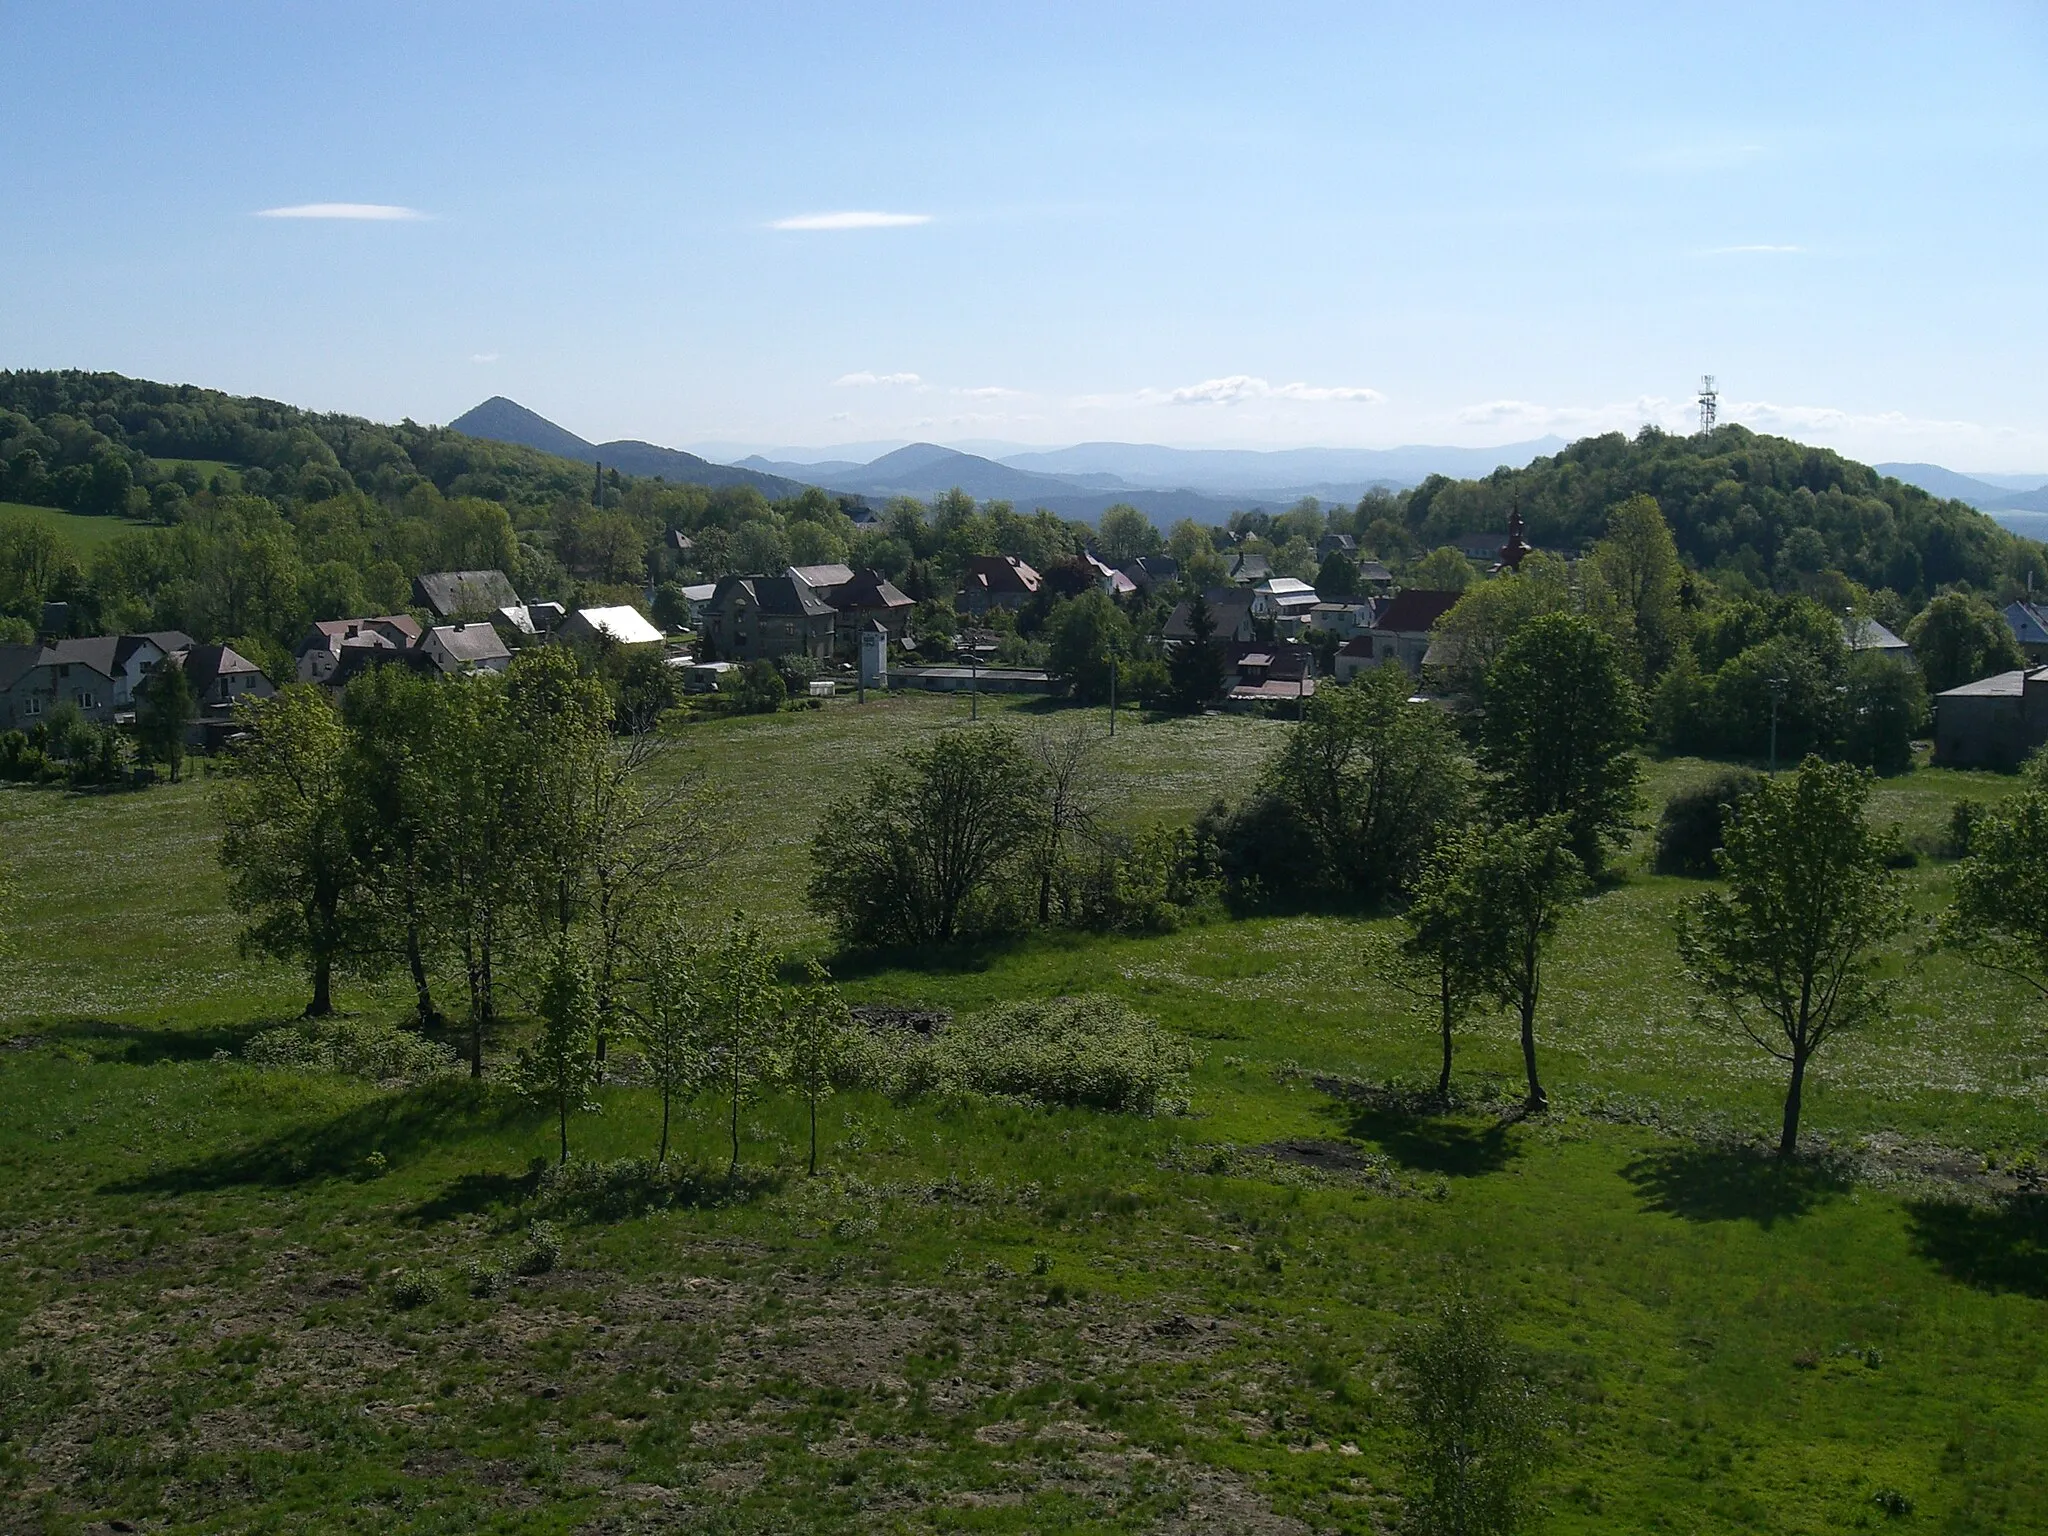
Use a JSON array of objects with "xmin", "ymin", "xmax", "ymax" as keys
[
  {"xmin": 405, "ymin": 1168, "xmax": 539, "ymax": 1225},
  {"xmin": 1622, "ymin": 1144, "xmax": 1852, "ymax": 1227},
  {"xmin": 34, "ymin": 1015, "xmax": 283, "ymax": 1065},
  {"xmin": 824, "ymin": 933, "xmax": 1037, "ymax": 982},
  {"xmin": 106, "ymin": 1077, "xmax": 535, "ymax": 1196},
  {"xmin": 1312, "ymin": 1079, "xmax": 1522, "ymax": 1177},
  {"xmin": 1905, "ymin": 1194, "xmax": 2048, "ymax": 1298}
]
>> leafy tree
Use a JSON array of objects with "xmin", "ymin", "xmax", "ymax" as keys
[
  {"xmin": 1589, "ymin": 493, "xmax": 1684, "ymax": 682},
  {"xmin": 341, "ymin": 665, "xmax": 452, "ymax": 1025},
  {"xmin": 133, "ymin": 659, "xmax": 195, "ymax": 781},
  {"xmin": 631, "ymin": 915, "xmax": 711, "ymax": 1168},
  {"xmin": 1840, "ymin": 651, "xmax": 1925, "ymax": 776},
  {"xmin": 1939, "ymin": 757, "xmax": 2048, "ymax": 1014},
  {"xmin": 710, "ymin": 918, "xmax": 781, "ymax": 1179},
  {"xmin": 1029, "ymin": 719, "xmax": 1106, "ymax": 924},
  {"xmin": 1464, "ymin": 816, "xmax": 1587, "ymax": 1111},
  {"xmin": 731, "ymin": 659, "xmax": 786, "ymax": 714},
  {"xmin": 1905, "ymin": 591, "xmax": 2023, "ymax": 693},
  {"xmin": 216, "ymin": 685, "xmax": 367, "ymax": 1016},
  {"xmin": 1047, "ymin": 590, "xmax": 1132, "ymax": 705},
  {"xmin": 1430, "ymin": 553, "xmax": 1575, "ymax": 700},
  {"xmin": 1316, "ymin": 551, "xmax": 1360, "ymax": 598},
  {"xmin": 437, "ymin": 675, "xmax": 524, "ymax": 1072},
  {"xmin": 1263, "ymin": 664, "xmax": 1470, "ymax": 904},
  {"xmin": 1168, "ymin": 591, "xmax": 1226, "ymax": 712},
  {"xmin": 1652, "ymin": 769, "xmax": 1760, "ymax": 876},
  {"xmin": 1166, "ymin": 518, "xmax": 1227, "ymax": 587},
  {"xmin": 1394, "ymin": 1290, "xmax": 1548, "ymax": 1536},
  {"xmin": 808, "ymin": 726, "xmax": 1043, "ymax": 945},
  {"xmin": 515, "ymin": 939, "xmax": 601, "ymax": 1165},
  {"xmin": 1095, "ymin": 504, "xmax": 1159, "ymax": 565},
  {"xmin": 1676, "ymin": 757, "xmax": 1910, "ymax": 1156},
  {"xmin": 1388, "ymin": 826, "xmax": 1494, "ymax": 1100},
  {"xmin": 784, "ymin": 961, "xmax": 853, "ymax": 1176},
  {"xmin": 1407, "ymin": 546, "xmax": 1475, "ymax": 592},
  {"xmin": 1479, "ymin": 612, "xmax": 1642, "ymax": 875}
]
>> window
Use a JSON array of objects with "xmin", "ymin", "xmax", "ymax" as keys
[
  {"xmin": 24, "ymin": 695, "xmax": 41, "ymax": 717},
  {"xmin": 79, "ymin": 692, "xmax": 97, "ymax": 710}
]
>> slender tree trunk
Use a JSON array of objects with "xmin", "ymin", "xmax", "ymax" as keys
[
  {"xmin": 809, "ymin": 1093, "xmax": 819, "ymax": 1177},
  {"xmin": 1519, "ymin": 944, "xmax": 1546, "ymax": 1111},
  {"xmin": 657, "ymin": 1089, "xmax": 671, "ymax": 1169},
  {"xmin": 728, "ymin": 1073, "xmax": 741, "ymax": 1181},
  {"xmin": 1438, "ymin": 975, "xmax": 1455, "ymax": 1104},
  {"xmin": 1779, "ymin": 1046, "xmax": 1809, "ymax": 1158},
  {"xmin": 558, "ymin": 1093, "xmax": 569, "ymax": 1165},
  {"xmin": 406, "ymin": 920, "xmax": 438, "ymax": 1027},
  {"xmin": 307, "ymin": 953, "xmax": 333, "ymax": 1018}
]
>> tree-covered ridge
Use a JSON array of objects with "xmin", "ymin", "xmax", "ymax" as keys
[
  {"xmin": 0, "ymin": 368, "xmax": 598, "ymax": 516},
  {"xmin": 1402, "ymin": 424, "xmax": 2035, "ymax": 603}
]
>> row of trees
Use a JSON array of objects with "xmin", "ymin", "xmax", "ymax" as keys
[{"xmin": 218, "ymin": 649, "xmax": 702, "ymax": 1071}]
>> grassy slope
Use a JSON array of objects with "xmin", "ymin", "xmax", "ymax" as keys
[
  {"xmin": 0, "ymin": 502, "xmax": 156, "ymax": 555},
  {"xmin": 1, "ymin": 693, "xmax": 2044, "ymax": 1533}
]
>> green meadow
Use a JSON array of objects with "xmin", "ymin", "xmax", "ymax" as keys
[
  {"xmin": 2, "ymin": 692, "xmax": 2045, "ymax": 1533},
  {"xmin": 0, "ymin": 502, "xmax": 155, "ymax": 557}
]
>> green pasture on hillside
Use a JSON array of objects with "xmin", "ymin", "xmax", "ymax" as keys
[
  {"xmin": 0, "ymin": 501, "xmax": 154, "ymax": 555},
  {"xmin": 1, "ymin": 692, "xmax": 2045, "ymax": 1533}
]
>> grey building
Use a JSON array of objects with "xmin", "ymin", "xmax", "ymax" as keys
[{"xmin": 1933, "ymin": 668, "xmax": 2048, "ymax": 768}]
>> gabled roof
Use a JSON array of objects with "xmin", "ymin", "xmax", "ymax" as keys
[
  {"xmin": 1371, "ymin": 588, "xmax": 1464, "ymax": 634},
  {"xmin": 567, "ymin": 606, "xmax": 665, "ymax": 645},
  {"xmin": 1938, "ymin": 668, "xmax": 2030, "ymax": 698},
  {"xmin": 962, "ymin": 554, "xmax": 1042, "ymax": 595},
  {"xmin": 1227, "ymin": 551, "xmax": 1272, "ymax": 582},
  {"xmin": 1258, "ymin": 577, "xmax": 1318, "ymax": 598},
  {"xmin": 714, "ymin": 574, "xmax": 837, "ymax": 619},
  {"xmin": 1163, "ymin": 587, "xmax": 1256, "ymax": 641},
  {"xmin": 1844, "ymin": 616, "xmax": 1909, "ymax": 653},
  {"xmin": 413, "ymin": 569, "xmax": 520, "ymax": 619},
  {"xmin": 1357, "ymin": 560, "xmax": 1394, "ymax": 584},
  {"xmin": 182, "ymin": 644, "xmax": 269, "ymax": 696},
  {"xmin": 0, "ymin": 644, "xmax": 42, "ymax": 692},
  {"xmin": 829, "ymin": 568, "xmax": 914, "ymax": 612},
  {"xmin": 429, "ymin": 623, "xmax": 514, "ymax": 665},
  {"xmin": 2005, "ymin": 601, "xmax": 2048, "ymax": 648},
  {"xmin": 41, "ymin": 636, "xmax": 121, "ymax": 679},
  {"xmin": 789, "ymin": 563, "xmax": 856, "ymax": 594}
]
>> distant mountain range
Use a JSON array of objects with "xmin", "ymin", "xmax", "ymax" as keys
[
  {"xmin": 448, "ymin": 398, "xmax": 2048, "ymax": 531},
  {"xmin": 447, "ymin": 398, "xmax": 811, "ymax": 499},
  {"xmin": 452, "ymin": 398, "xmax": 1570, "ymax": 522},
  {"xmin": 1875, "ymin": 462, "xmax": 2048, "ymax": 515}
]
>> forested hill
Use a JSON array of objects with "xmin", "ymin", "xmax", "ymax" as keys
[
  {"xmin": 447, "ymin": 396, "xmax": 809, "ymax": 500},
  {"xmin": 1399, "ymin": 424, "xmax": 2035, "ymax": 603}
]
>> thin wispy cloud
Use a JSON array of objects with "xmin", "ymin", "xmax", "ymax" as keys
[
  {"xmin": 958, "ymin": 385, "xmax": 1023, "ymax": 399},
  {"xmin": 1709, "ymin": 243, "xmax": 1806, "ymax": 254},
  {"xmin": 772, "ymin": 210, "xmax": 930, "ymax": 231},
  {"xmin": 833, "ymin": 371, "xmax": 922, "ymax": 387},
  {"xmin": 470, "ymin": 352, "xmax": 499, "ymax": 364},
  {"xmin": 1165, "ymin": 375, "xmax": 1383, "ymax": 406},
  {"xmin": 255, "ymin": 202, "xmax": 426, "ymax": 220}
]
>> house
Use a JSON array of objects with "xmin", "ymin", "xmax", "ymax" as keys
[
  {"xmin": 1222, "ymin": 641, "xmax": 1316, "ymax": 709},
  {"xmin": 296, "ymin": 615, "xmax": 420, "ymax": 684},
  {"xmin": 1164, "ymin": 588, "xmax": 1257, "ymax": 645},
  {"xmin": 702, "ymin": 574, "xmax": 836, "ymax": 661},
  {"xmin": 1226, "ymin": 550, "xmax": 1272, "ymax": 586},
  {"xmin": 1082, "ymin": 552, "xmax": 1138, "ymax": 597},
  {"xmin": 1933, "ymin": 668, "xmax": 2048, "ymax": 767},
  {"xmin": 958, "ymin": 554, "xmax": 1043, "ymax": 614},
  {"xmin": 1317, "ymin": 532, "xmax": 1358, "ymax": 561},
  {"xmin": 491, "ymin": 603, "xmax": 565, "ymax": 642},
  {"xmin": 0, "ymin": 640, "xmax": 119, "ymax": 727},
  {"xmin": 424, "ymin": 623, "xmax": 513, "ymax": 675},
  {"xmin": 818, "ymin": 567, "xmax": 915, "ymax": 650},
  {"xmin": 664, "ymin": 528, "xmax": 696, "ymax": 557},
  {"xmin": 413, "ymin": 569, "xmax": 521, "ymax": 621},
  {"xmin": 1356, "ymin": 559, "xmax": 1395, "ymax": 589},
  {"xmin": 1309, "ymin": 601, "xmax": 1376, "ymax": 639},
  {"xmin": 182, "ymin": 644, "xmax": 275, "ymax": 710},
  {"xmin": 1334, "ymin": 588, "xmax": 1463, "ymax": 678},
  {"xmin": 677, "ymin": 582, "xmax": 718, "ymax": 629},
  {"xmin": 1123, "ymin": 555, "xmax": 1180, "ymax": 593},
  {"xmin": 2004, "ymin": 601, "xmax": 2048, "ymax": 662},
  {"xmin": 788, "ymin": 563, "xmax": 857, "ymax": 600},
  {"xmin": 1844, "ymin": 615, "xmax": 1912, "ymax": 662},
  {"xmin": 557, "ymin": 606, "xmax": 665, "ymax": 648},
  {"xmin": 1252, "ymin": 577, "xmax": 1320, "ymax": 634},
  {"xmin": 329, "ymin": 645, "xmax": 442, "ymax": 692},
  {"xmin": 1452, "ymin": 532, "xmax": 1510, "ymax": 562}
]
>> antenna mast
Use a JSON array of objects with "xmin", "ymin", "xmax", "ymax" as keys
[{"xmin": 1697, "ymin": 375, "xmax": 1718, "ymax": 434}]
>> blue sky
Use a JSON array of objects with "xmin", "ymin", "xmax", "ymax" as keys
[{"xmin": 3, "ymin": 2, "xmax": 2044, "ymax": 466}]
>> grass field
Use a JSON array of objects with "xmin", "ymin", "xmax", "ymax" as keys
[
  {"xmin": 0, "ymin": 502, "xmax": 155, "ymax": 556},
  {"xmin": 2, "ymin": 692, "xmax": 2046, "ymax": 1533}
]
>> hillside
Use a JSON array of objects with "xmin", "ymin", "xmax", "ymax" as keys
[
  {"xmin": 448, "ymin": 396, "xmax": 810, "ymax": 499},
  {"xmin": 1402, "ymin": 423, "xmax": 2042, "ymax": 602}
]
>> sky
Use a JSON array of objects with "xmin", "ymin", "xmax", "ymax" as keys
[{"xmin": 3, "ymin": 2, "xmax": 2045, "ymax": 468}]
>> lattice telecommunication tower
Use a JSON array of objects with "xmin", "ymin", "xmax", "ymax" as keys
[{"xmin": 1697, "ymin": 375, "xmax": 1718, "ymax": 433}]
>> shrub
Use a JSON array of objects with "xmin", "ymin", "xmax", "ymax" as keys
[
  {"xmin": 1947, "ymin": 798, "xmax": 1981, "ymax": 859},
  {"xmin": 464, "ymin": 1258, "xmax": 506, "ymax": 1298},
  {"xmin": 848, "ymin": 996, "xmax": 1193, "ymax": 1115},
  {"xmin": 244, "ymin": 1019, "xmax": 459, "ymax": 1082},
  {"xmin": 732, "ymin": 660, "xmax": 787, "ymax": 715},
  {"xmin": 390, "ymin": 1268, "xmax": 440, "ymax": 1309},
  {"xmin": 533, "ymin": 1157, "xmax": 720, "ymax": 1220},
  {"xmin": 1653, "ymin": 770, "xmax": 1761, "ymax": 877},
  {"xmin": 516, "ymin": 1221, "xmax": 562, "ymax": 1276}
]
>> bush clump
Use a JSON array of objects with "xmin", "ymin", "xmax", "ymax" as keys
[
  {"xmin": 389, "ymin": 1267, "xmax": 440, "ymax": 1309},
  {"xmin": 846, "ymin": 995, "xmax": 1192, "ymax": 1115},
  {"xmin": 1653, "ymin": 770, "xmax": 1761, "ymax": 876},
  {"xmin": 515, "ymin": 1221, "xmax": 562, "ymax": 1276},
  {"xmin": 244, "ymin": 1019, "xmax": 459, "ymax": 1082},
  {"xmin": 532, "ymin": 1157, "xmax": 725, "ymax": 1221}
]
